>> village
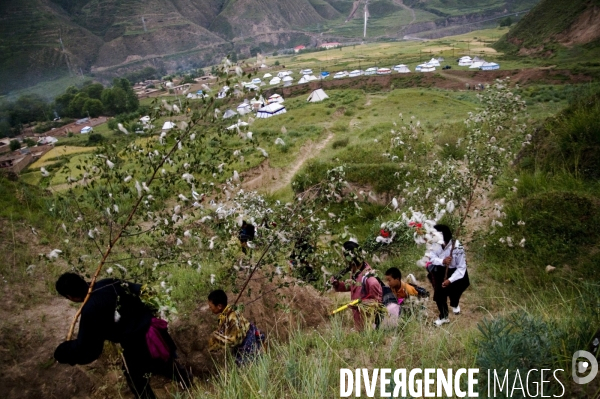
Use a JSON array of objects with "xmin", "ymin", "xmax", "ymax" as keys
[{"xmin": 0, "ymin": 39, "xmax": 503, "ymax": 179}]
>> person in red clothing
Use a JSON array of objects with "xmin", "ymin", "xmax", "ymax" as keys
[{"xmin": 330, "ymin": 241, "xmax": 383, "ymax": 331}]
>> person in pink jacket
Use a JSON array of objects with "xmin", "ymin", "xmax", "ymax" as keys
[{"xmin": 330, "ymin": 241, "xmax": 383, "ymax": 331}]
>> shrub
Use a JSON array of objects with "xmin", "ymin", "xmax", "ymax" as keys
[
  {"xmin": 9, "ymin": 140, "xmax": 20, "ymax": 151},
  {"xmin": 88, "ymin": 133, "xmax": 104, "ymax": 144},
  {"xmin": 332, "ymin": 138, "xmax": 349, "ymax": 149}
]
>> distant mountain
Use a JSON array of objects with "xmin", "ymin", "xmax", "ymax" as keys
[
  {"xmin": 1, "ymin": 0, "xmax": 539, "ymax": 94},
  {"xmin": 494, "ymin": 0, "xmax": 600, "ymax": 55}
]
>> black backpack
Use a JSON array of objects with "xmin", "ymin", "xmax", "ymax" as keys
[{"xmin": 408, "ymin": 282, "xmax": 430, "ymax": 298}]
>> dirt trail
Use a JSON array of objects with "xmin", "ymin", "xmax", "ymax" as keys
[
  {"xmin": 242, "ymin": 132, "xmax": 334, "ymax": 193},
  {"xmin": 393, "ymin": 0, "xmax": 416, "ymax": 30}
]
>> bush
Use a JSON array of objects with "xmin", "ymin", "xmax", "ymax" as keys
[
  {"xmin": 88, "ymin": 133, "xmax": 104, "ymax": 144},
  {"xmin": 476, "ymin": 312, "xmax": 593, "ymax": 398},
  {"xmin": 525, "ymin": 91, "xmax": 600, "ymax": 179},
  {"xmin": 332, "ymin": 138, "xmax": 349, "ymax": 149},
  {"xmin": 9, "ymin": 140, "xmax": 20, "ymax": 151}
]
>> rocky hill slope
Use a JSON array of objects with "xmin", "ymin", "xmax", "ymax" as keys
[{"xmin": 494, "ymin": 0, "xmax": 600, "ymax": 55}]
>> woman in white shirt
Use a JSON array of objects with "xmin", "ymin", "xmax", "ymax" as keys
[{"xmin": 426, "ymin": 224, "xmax": 470, "ymax": 326}]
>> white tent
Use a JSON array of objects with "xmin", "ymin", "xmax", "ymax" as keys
[
  {"xmin": 469, "ymin": 61, "xmax": 484, "ymax": 69},
  {"xmin": 223, "ymin": 109, "xmax": 238, "ymax": 119},
  {"xmin": 393, "ymin": 64, "xmax": 411, "ymax": 73},
  {"xmin": 257, "ymin": 103, "xmax": 286, "ymax": 118},
  {"xmin": 365, "ymin": 67, "xmax": 378, "ymax": 75},
  {"xmin": 417, "ymin": 64, "xmax": 435, "ymax": 72},
  {"xmin": 277, "ymin": 71, "xmax": 290, "ymax": 78},
  {"xmin": 268, "ymin": 94, "xmax": 284, "ymax": 104},
  {"xmin": 263, "ymin": 73, "xmax": 272, "ymax": 78},
  {"xmin": 282, "ymin": 76, "xmax": 293, "ymax": 82},
  {"xmin": 217, "ymin": 86, "xmax": 229, "ymax": 99},
  {"xmin": 458, "ymin": 56, "xmax": 472, "ymax": 66},
  {"xmin": 481, "ymin": 62, "xmax": 500, "ymax": 70},
  {"xmin": 307, "ymin": 89, "xmax": 329, "ymax": 102},
  {"xmin": 298, "ymin": 76, "xmax": 310, "ymax": 84},
  {"xmin": 269, "ymin": 77, "xmax": 281, "ymax": 85},
  {"xmin": 237, "ymin": 103, "xmax": 252, "ymax": 115},
  {"xmin": 162, "ymin": 121, "xmax": 175, "ymax": 130},
  {"xmin": 428, "ymin": 58, "xmax": 441, "ymax": 67}
]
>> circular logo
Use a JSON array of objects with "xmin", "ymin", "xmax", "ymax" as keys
[{"xmin": 572, "ymin": 350, "xmax": 598, "ymax": 384}]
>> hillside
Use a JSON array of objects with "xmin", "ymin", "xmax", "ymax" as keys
[
  {"xmin": 494, "ymin": 0, "xmax": 600, "ymax": 55},
  {"xmin": 1, "ymin": 0, "xmax": 539, "ymax": 95}
]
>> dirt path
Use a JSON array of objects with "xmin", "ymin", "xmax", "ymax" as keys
[
  {"xmin": 242, "ymin": 132, "xmax": 334, "ymax": 193},
  {"xmin": 393, "ymin": 0, "xmax": 416, "ymax": 32}
]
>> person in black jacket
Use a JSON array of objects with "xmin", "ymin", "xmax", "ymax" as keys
[
  {"xmin": 238, "ymin": 221, "xmax": 255, "ymax": 254},
  {"xmin": 53, "ymin": 273, "xmax": 191, "ymax": 399}
]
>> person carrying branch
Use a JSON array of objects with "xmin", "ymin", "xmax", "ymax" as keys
[
  {"xmin": 207, "ymin": 289, "xmax": 265, "ymax": 365},
  {"xmin": 53, "ymin": 273, "xmax": 191, "ymax": 399},
  {"xmin": 426, "ymin": 224, "xmax": 470, "ymax": 327},
  {"xmin": 330, "ymin": 241, "xmax": 384, "ymax": 331}
]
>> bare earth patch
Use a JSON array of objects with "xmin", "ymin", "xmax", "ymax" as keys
[{"xmin": 242, "ymin": 132, "xmax": 334, "ymax": 194}]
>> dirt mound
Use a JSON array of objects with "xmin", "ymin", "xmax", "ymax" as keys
[
  {"xmin": 0, "ymin": 294, "xmax": 116, "ymax": 399},
  {"xmin": 241, "ymin": 159, "xmax": 281, "ymax": 191},
  {"xmin": 170, "ymin": 271, "xmax": 332, "ymax": 375}
]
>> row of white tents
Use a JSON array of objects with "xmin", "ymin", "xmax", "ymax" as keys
[
  {"xmin": 160, "ymin": 89, "xmax": 329, "ymax": 131},
  {"xmin": 458, "ymin": 56, "xmax": 500, "ymax": 70}
]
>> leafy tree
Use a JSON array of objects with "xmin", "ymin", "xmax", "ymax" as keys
[
  {"xmin": 250, "ymin": 46, "xmax": 262, "ymax": 57},
  {"xmin": 274, "ymin": 61, "xmax": 280, "ymax": 66},
  {"xmin": 23, "ymin": 138, "xmax": 36, "ymax": 147},
  {"xmin": 81, "ymin": 83, "xmax": 105, "ymax": 100},
  {"xmin": 82, "ymin": 99, "xmax": 104, "ymax": 118},
  {"xmin": 54, "ymin": 89, "xmax": 77, "ymax": 117},
  {"xmin": 499, "ymin": 16, "xmax": 513, "ymax": 27},
  {"xmin": 12, "ymin": 94, "xmax": 50, "ymax": 124},
  {"xmin": 101, "ymin": 79, "xmax": 138, "ymax": 115},
  {"xmin": 68, "ymin": 92, "xmax": 90, "ymax": 117},
  {"xmin": 9, "ymin": 139, "xmax": 20, "ymax": 151},
  {"xmin": 101, "ymin": 87, "xmax": 127, "ymax": 115}
]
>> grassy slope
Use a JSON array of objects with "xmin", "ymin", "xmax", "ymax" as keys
[
  {"xmin": 5, "ymin": 24, "xmax": 600, "ymax": 397},
  {"xmin": 7, "ymin": 85, "xmax": 600, "ymax": 398}
]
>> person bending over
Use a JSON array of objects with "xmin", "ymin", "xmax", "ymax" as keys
[
  {"xmin": 207, "ymin": 289, "xmax": 265, "ymax": 365},
  {"xmin": 53, "ymin": 273, "xmax": 191, "ymax": 399},
  {"xmin": 330, "ymin": 241, "xmax": 383, "ymax": 331}
]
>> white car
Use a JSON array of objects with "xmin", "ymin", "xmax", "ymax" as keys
[
  {"xmin": 365, "ymin": 67, "xmax": 378, "ymax": 75},
  {"xmin": 349, "ymin": 70, "xmax": 363, "ymax": 77},
  {"xmin": 251, "ymin": 78, "xmax": 262, "ymax": 84},
  {"xmin": 333, "ymin": 71, "xmax": 348, "ymax": 79},
  {"xmin": 80, "ymin": 126, "xmax": 93, "ymax": 134},
  {"xmin": 300, "ymin": 69, "xmax": 313, "ymax": 75}
]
